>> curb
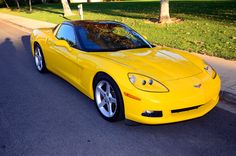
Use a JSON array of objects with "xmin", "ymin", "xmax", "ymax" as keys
[{"xmin": 220, "ymin": 90, "xmax": 236, "ymax": 105}]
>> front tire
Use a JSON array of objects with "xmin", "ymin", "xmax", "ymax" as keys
[
  {"xmin": 94, "ymin": 74, "xmax": 124, "ymax": 122},
  {"xmin": 34, "ymin": 44, "xmax": 46, "ymax": 73}
]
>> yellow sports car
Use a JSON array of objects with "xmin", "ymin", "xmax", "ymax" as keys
[{"xmin": 30, "ymin": 20, "xmax": 221, "ymax": 124}]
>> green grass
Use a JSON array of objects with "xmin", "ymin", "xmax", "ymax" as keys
[{"xmin": 0, "ymin": 1, "xmax": 235, "ymax": 59}]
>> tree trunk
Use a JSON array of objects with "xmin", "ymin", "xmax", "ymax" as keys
[
  {"xmin": 14, "ymin": 0, "xmax": 20, "ymax": 9},
  {"xmin": 159, "ymin": 0, "xmax": 170, "ymax": 23},
  {"xmin": 29, "ymin": 0, "xmax": 32, "ymax": 12},
  {"xmin": 3, "ymin": 0, "xmax": 10, "ymax": 8},
  {"xmin": 61, "ymin": 0, "xmax": 74, "ymax": 17}
]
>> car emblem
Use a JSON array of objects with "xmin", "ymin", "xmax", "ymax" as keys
[{"xmin": 194, "ymin": 84, "xmax": 202, "ymax": 88}]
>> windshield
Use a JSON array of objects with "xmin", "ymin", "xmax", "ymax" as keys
[{"xmin": 75, "ymin": 22, "xmax": 152, "ymax": 52}]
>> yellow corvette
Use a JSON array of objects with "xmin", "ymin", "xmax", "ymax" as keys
[{"xmin": 30, "ymin": 20, "xmax": 221, "ymax": 124}]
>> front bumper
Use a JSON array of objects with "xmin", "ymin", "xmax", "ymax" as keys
[{"xmin": 122, "ymin": 74, "xmax": 221, "ymax": 125}]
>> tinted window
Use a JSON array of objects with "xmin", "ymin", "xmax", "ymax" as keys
[
  {"xmin": 56, "ymin": 24, "xmax": 76, "ymax": 47},
  {"xmin": 75, "ymin": 22, "xmax": 151, "ymax": 52}
]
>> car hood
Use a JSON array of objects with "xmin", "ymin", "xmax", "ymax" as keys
[{"xmin": 93, "ymin": 47, "xmax": 202, "ymax": 81}]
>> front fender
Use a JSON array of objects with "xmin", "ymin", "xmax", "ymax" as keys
[{"xmin": 77, "ymin": 53, "xmax": 134, "ymax": 100}]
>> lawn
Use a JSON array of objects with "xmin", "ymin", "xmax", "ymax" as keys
[{"xmin": 0, "ymin": 1, "xmax": 235, "ymax": 59}]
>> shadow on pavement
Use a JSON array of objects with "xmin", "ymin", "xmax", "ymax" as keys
[
  {"xmin": 21, "ymin": 35, "xmax": 31, "ymax": 53},
  {"xmin": 0, "ymin": 38, "xmax": 16, "ymax": 53}
]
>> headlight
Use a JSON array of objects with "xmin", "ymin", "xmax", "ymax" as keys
[
  {"xmin": 204, "ymin": 64, "xmax": 217, "ymax": 79},
  {"xmin": 128, "ymin": 73, "xmax": 169, "ymax": 92}
]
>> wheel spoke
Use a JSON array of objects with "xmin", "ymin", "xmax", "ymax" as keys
[
  {"xmin": 98, "ymin": 99, "xmax": 106, "ymax": 108},
  {"xmin": 97, "ymin": 86, "xmax": 106, "ymax": 97},
  {"xmin": 39, "ymin": 58, "xmax": 43, "ymax": 66},
  {"xmin": 106, "ymin": 82, "xmax": 111, "ymax": 94},
  {"xmin": 37, "ymin": 47, "xmax": 41, "ymax": 55},
  {"xmin": 38, "ymin": 54, "xmax": 42, "ymax": 60},
  {"xmin": 110, "ymin": 97, "xmax": 117, "ymax": 104},
  {"xmin": 108, "ymin": 103, "xmax": 113, "ymax": 116},
  {"xmin": 35, "ymin": 56, "xmax": 39, "ymax": 64}
]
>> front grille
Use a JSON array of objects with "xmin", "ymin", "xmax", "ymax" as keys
[{"xmin": 171, "ymin": 105, "xmax": 201, "ymax": 113}]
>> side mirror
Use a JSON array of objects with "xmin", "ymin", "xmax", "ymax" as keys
[{"xmin": 55, "ymin": 40, "xmax": 72, "ymax": 51}]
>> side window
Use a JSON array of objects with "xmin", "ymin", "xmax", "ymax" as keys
[{"xmin": 56, "ymin": 24, "xmax": 76, "ymax": 47}]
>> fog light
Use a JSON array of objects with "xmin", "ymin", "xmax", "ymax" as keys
[{"xmin": 142, "ymin": 110, "xmax": 163, "ymax": 117}]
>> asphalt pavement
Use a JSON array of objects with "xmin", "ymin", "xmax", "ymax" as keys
[{"xmin": 0, "ymin": 20, "xmax": 236, "ymax": 156}]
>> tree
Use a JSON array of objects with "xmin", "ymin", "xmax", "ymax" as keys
[
  {"xmin": 61, "ymin": 0, "xmax": 74, "ymax": 17},
  {"xmin": 159, "ymin": 0, "xmax": 170, "ymax": 23},
  {"xmin": 29, "ymin": 0, "xmax": 32, "ymax": 12},
  {"xmin": 14, "ymin": 0, "xmax": 20, "ymax": 9},
  {"xmin": 3, "ymin": 0, "xmax": 10, "ymax": 8}
]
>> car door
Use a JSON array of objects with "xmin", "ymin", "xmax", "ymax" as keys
[{"xmin": 47, "ymin": 24, "xmax": 79, "ymax": 86}]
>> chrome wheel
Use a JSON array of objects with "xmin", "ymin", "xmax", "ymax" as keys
[
  {"xmin": 95, "ymin": 80, "xmax": 117, "ymax": 118},
  {"xmin": 34, "ymin": 46, "xmax": 43, "ymax": 71}
]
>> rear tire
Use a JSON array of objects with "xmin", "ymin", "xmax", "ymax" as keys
[
  {"xmin": 94, "ymin": 74, "xmax": 124, "ymax": 122},
  {"xmin": 34, "ymin": 44, "xmax": 47, "ymax": 73}
]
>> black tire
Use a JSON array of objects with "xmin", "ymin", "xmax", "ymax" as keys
[
  {"xmin": 93, "ymin": 73, "xmax": 125, "ymax": 122},
  {"xmin": 34, "ymin": 44, "xmax": 47, "ymax": 73}
]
